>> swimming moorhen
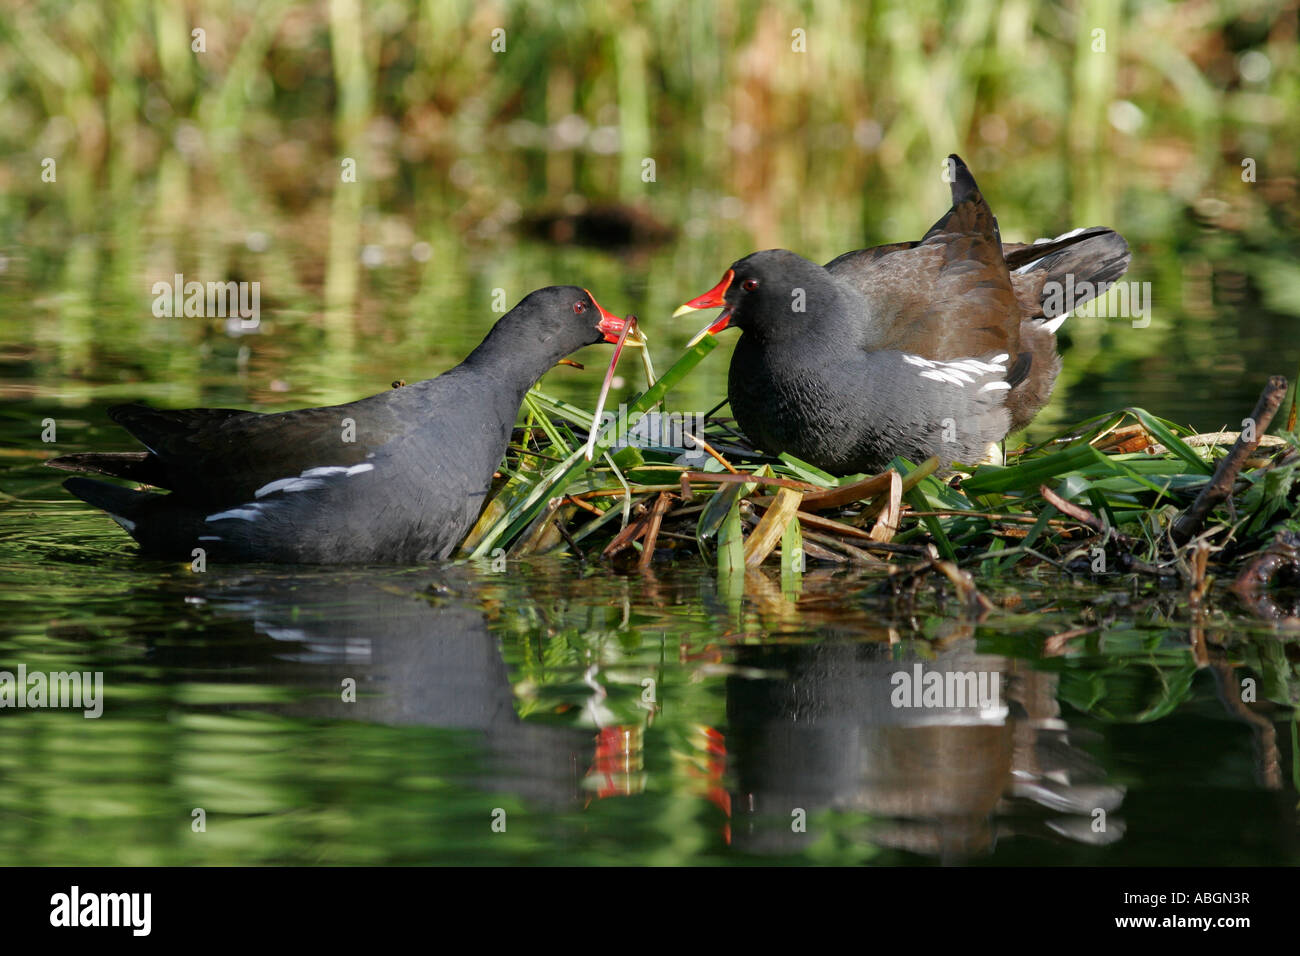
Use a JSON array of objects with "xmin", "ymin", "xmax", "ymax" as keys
[
  {"xmin": 674, "ymin": 154, "xmax": 1131, "ymax": 475},
  {"xmin": 49, "ymin": 287, "xmax": 640, "ymax": 564}
]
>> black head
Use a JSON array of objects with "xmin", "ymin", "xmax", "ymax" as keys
[
  {"xmin": 674, "ymin": 250, "xmax": 836, "ymax": 345},
  {"xmin": 465, "ymin": 286, "xmax": 643, "ymax": 393},
  {"xmin": 508, "ymin": 285, "xmax": 635, "ymax": 354}
]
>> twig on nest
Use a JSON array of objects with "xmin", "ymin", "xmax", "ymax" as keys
[
  {"xmin": 1172, "ymin": 375, "xmax": 1288, "ymax": 545},
  {"xmin": 638, "ymin": 492, "xmax": 673, "ymax": 571}
]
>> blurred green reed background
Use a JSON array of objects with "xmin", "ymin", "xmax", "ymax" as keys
[{"xmin": 0, "ymin": 0, "xmax": 1297, "ymax": 432}]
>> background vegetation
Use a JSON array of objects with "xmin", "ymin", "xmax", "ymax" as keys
[{"xmin": 0, "ymin": 0, "xmax": 1297, "ymax": 430}]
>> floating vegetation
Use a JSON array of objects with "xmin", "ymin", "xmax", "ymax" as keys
[{"xmin": 463, "ymin": 342, "xmax": 1300, "ymax": 625}]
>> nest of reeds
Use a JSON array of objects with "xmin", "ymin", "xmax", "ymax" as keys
[{"xmin": 462, "ymin": 338, "xmax": 1300, "ymax": 622}]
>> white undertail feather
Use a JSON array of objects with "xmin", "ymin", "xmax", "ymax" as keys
[
  {"xmin": 1013, "ymin": 228, "xmax": 1096, "ymax": 331},
  {"xmin": 1040, "ymin": 313, "xmax": 1071, "ymax": 335}
]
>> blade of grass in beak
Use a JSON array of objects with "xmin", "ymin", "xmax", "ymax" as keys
[
  {"xmin": 686, "ymin": 324, "xmax": 712, "ymax": 348},
  {"xmin": 471, "ymin": 335, "xmax": 721, "ymax": 556},
  {"xmin": 638, "ymin": 330, "xmax": 657, "ymax": 386},
  {"xmin": 584, "ymin": 317, "xmax": 638, "ymax": 460},
  {"xmin": 686, "ymin": 318, "xmax": 725, "ymax": 348}
]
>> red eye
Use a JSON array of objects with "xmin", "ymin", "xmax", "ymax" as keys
[
  {"xmin": 573, "ymin": 301, "xmax": 586, "ymax": 314},
  {"xmin": 742, "ymin": 278, "xmax": 759, "ymax": 291}
]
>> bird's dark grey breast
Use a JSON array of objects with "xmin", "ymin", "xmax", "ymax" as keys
[{"xmin": 728, "ymin": 338, "xmax": 1010, "ymax": 475}]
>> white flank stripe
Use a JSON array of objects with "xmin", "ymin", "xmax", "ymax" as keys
[
  {"xmin": 256, "ymin": 462, "xmax": 376, "ymax": 498},
  {"xmin": 281, "ymin": 478, "xmax": 327, "ymax": 494},
  {"xmin": 920, "ymin": 369, "xmax": 966, "ymax": 387},
  {"xmin": 981, "ymin": 381, "xmax": 1012, "ymax": 392},
  {"xmin": 262, "ymin": 477, "xmax": 327, "ymax": 496},
  {"xmin": 206, "ymin": 507, "xmax": 261, "ymax": 522},
  {"xmin": 914, "ymin": 355, "xmax": 1013, "ymax": 388},
  {"xmin": 255, "ymin": 477, "xmax": 301, "ymax": 498}
]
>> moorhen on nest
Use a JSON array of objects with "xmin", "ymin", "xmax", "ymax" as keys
[
  {"xmin": 49, "ymin": 287, "xmax": 641, "ymax": 564},
  {"xmin": 674, "ymin": 154, "xmax": 1131, "ymax": 475}
]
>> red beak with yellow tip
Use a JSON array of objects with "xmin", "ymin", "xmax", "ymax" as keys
[
  {"xmin": 672, "ymin": 269, "xmax": 735, "ymax": 346},
  {"xmin": 588, "ymin": 290, "xmax": 646, "ymax": 347}
]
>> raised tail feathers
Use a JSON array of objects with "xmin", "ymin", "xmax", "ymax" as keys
[{"xmin": 1006, "ymin": 228, "xmax": 1132, "ymax": 330}]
